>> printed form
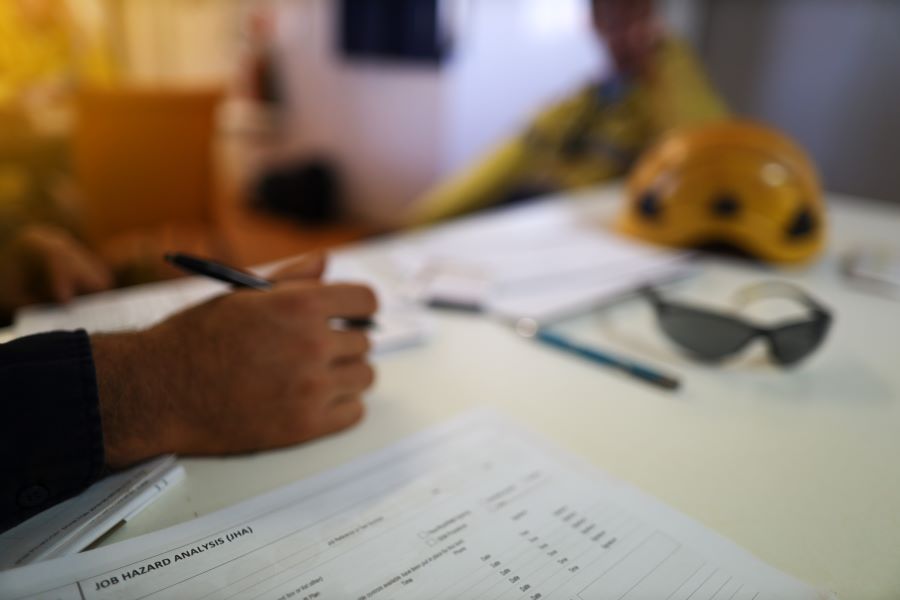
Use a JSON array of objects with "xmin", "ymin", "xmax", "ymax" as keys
[{"xmin": 0, "ymin": 412, "xmax": 827, "ymax": 600}]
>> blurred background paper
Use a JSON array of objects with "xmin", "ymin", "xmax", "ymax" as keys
[
  {"xmin": 390, "ymin": 199, "xmax": 693, "ymax": 322},
  {"xmin": 842, "ymin": 245, "xmax": 900, "ymax": 301}
]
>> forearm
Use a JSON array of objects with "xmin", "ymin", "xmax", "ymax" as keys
[
  {"xmin": 0, "ymin": 329, "xmax": 172, "ymax": 532},
  {"xmin": 91, "ymin": 331, "xmax": 181, "ymax": 468}
]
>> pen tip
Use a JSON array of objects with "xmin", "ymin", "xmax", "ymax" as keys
[{"xmin": 659, "ymin": 377, "xmax": 681, "ymax": 391}]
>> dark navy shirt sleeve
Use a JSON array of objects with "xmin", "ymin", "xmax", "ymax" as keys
[{"xmin": 0, "ymin": 330, "xmax": 105, "ymax": 532}]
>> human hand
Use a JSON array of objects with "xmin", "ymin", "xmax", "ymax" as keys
[
  {"xmin": 92, "ymin": 254, "xmax": 378, "ymax": 468},
  {"xmin": 0, "ymin": 224, "xmax": 113, "ymax": 316}
]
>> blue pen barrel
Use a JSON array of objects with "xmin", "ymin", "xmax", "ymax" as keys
[{"xmin": 535, "ymin": 329, "xmax": 680, "ymax": 391}]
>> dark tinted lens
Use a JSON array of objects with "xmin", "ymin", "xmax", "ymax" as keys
[
  {"xmin": 656, "ymin": 305, "xmax": 758, "ymax": 361},
  {"xmin": 768, "ymin": 318, "xmax": 829, "ymax": 366}
]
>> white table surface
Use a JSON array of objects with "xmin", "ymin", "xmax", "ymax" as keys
[{"xmin": 31, "ymin": 187, "xmax": 900, "ymax": 599}]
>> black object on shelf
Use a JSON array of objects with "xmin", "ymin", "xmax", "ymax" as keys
[{"xmin": 253, "ymin": 159, "xmax": 342, "ymax": 226}]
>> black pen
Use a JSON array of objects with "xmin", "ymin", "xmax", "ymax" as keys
[{"xmin": 165, "ymin": 252, "xmax": 375, "ymax": 330}]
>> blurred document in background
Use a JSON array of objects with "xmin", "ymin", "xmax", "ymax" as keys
[
  {"xmin": 390, "ymin": 200, "xmax": 693, "ymax": 322},
  {"xmin": 842, "ymin": 245, "xmax": 900, "ymax": 300}
]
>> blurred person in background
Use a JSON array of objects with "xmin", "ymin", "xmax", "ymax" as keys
[
  {"xmin": 408, "ymin": 0, "xmax": 729, "ymax": 225},
  {"xmin": 0, "ymin": 0, "xmax": 118, "ymax": 323},
  {"xmin": 0, "ymin": 222, "xmax": 112, "ymax": 324}
]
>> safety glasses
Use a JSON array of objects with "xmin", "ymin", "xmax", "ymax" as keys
[{"xmin": 642, "ymin": 282, "xmax": 832, "ymax": 367}]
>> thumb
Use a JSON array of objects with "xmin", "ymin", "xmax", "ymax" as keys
[{"xmin": 270, "ymin": 252, "xmax": 327, "ymax": 282}]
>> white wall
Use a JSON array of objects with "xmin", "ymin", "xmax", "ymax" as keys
[
  {"xmin": 702, "ymin": 0, "xmax": 900, "ymax": 203},
  {"xmin": 442, "ymin": 0, "xmax": 604, "ymax": 174},
  {"xmin": 274, "ymin": 0, "xmax": 445, "ymax": 222}
]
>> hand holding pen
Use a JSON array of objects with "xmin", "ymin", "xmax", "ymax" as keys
[
  {"xmin": 96, "ymin": 253, "xmax": 379, "ymax": 469},
  {"xmin": 165, "ymin": 252, "xmax": 375, "ymax": 330}
]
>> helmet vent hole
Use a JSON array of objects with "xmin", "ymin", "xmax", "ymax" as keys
[
  {"xmin": 787, "ymin": 207, "xmax": 816, "ymax": 239},
  {"xmin": 637, "ymin": 192, "xmax": 662, "ymax": 220},
  {"xmin": 711, "ymin": 194, "xmax": 741, "ymax": 218}
]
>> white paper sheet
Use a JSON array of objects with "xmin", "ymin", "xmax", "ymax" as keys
[
  {"xmin": 0, "ymin": 456, "xmax": 184, "ymax": 569},
  {"xmin": 12, "ymin": 255, "xmax": 429, "ymax": 355},
  {"xmin": 0, "ymin": 411, "xmax": 830, "ymax": 600},
  {"xmin": 388, "ymin": 201, "xmax": 692, "ymax": 322}
]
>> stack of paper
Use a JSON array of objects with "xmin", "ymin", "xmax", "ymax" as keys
[
  {"xmin": 389, "ymin": 201, "xmax": 692, "ymax": 323},
  {"xmin": 0, "ymin": 456, "xmax": 183, "ymax": 569}
]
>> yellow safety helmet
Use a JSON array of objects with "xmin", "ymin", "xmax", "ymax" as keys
[{"xmin": 617, "ymin": 120, "xmax": 826, "ymax": 263}]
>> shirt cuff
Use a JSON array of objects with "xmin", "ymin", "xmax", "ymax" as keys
[{"xmin": 0, "ymin": 329, "xmax": 105, "ymax": 532}]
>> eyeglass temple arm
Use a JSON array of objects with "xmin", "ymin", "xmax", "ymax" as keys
[
  {"xmin": 639, "ymin": 286, "xmax": 665, "ymax": 305},
  {"xmin": 731, "ymin": 281, "xmax": 831, "ymax": 316}
]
